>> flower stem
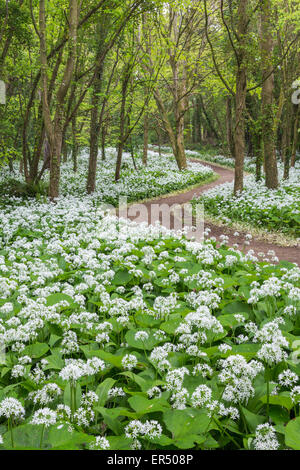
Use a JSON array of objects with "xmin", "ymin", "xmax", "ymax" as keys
[
  {"xmin": 40, "ymin": 424, "xmax": 45, "ymax": 449},
  {"xmin": 9, "ymin": 418, "xmax": 14, "ymax": 448},
  {"xmin": 266, "ymin": 374, "xmax": 270, "ymax": 422}
]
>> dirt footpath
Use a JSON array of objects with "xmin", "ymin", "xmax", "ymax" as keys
[{"xmin": 123, "ymin": 159, "xmax": 300, "ymax": 265}]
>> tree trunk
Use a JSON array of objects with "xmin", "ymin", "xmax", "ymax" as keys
[
  {"xmin": 29, "ymin": 110, "xmax": 45, "ymax": 184},
  {"xmin": 115, "ymin": 66, "xmax": 130, "ymax": 181},
  {"xmin": 283, "ymin": 101, "xmax": 293, "ymax": 179},
  {"xmin": 101, "ymin": 125, "xmax": 106, "ymax": 161},
  {"xmin": 233, "ymin": 0, "xmax": 248, "ymax": 195},
  {"xmin": 39, "ymin": 0, "xmax": 78, "ymax": 200},
  {"xmin": 71, "ymin": 116, "xmax": 78, "ymax": 172},
  {"xmin": 291, "ymin": 104, "xmax": 299, "ymax": 167},
  {"xmin": 154, "ymin": 88, "xmax": 187, "ymax": 170},
  {"xmin": 226, "ymin": 95, "xmax": 235, "ymax": 158},
  {"xmin": 193, "ymin": 96, "xmax": 202, "ymax": 144},
  {"xmin": 261, "ymin": 0, "xmax": 278, "ymax": 189},
  {"xmin": 143, "ymin": 112, "xmax": 149, "ymax": 166},
  {"xmin": 87, "ymin": 64, "xmax": 104, "ymax": 193},
  {"xmin": 234, "ymin": 65, "xmax": 247, "ymax": 194}
]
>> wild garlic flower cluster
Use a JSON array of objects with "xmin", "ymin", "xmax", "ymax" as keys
[
  {"xmin": 59, "ymin": 358, "xmax": 106, "ymax": 384},
  {"xmin": 31, "ymin": 407, "xmax": 57, "ymax": 427},
  {"xmin": 89, "ymin": 436, "xmax": 110, "ymax": 450},
  {"xmin": 218, "ymin": 355, "xmax": 264, "ymax": 404},
  {"xmin": 253, "ymin": 424, "xmax": 279, "ymax": 450},
  {"xmin": 0, "ymin": 398, "xmax": 25, "ymax": 421},
  {"xmin": 254, "ymin": 319, "xmax": 289, "ymax": 366},
  {"xmin": 0, "ymin": 171, "xmax": 299, "ymax": 450},
  {"xmin": 278, "ymin": 370, "xmax": 299, "ymax": 388},
  {"xmin": 28, "ymin": 383, "xmax": 62, "ymax": 405},
  {"xmin": 125, "ymin": 419, "xmax": 162, "ymax": 449},
  {"xmin": 122, "ymin": 354, "xmax": 138, "ymax": 371}
]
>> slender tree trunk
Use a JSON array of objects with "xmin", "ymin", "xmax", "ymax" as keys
[
  {"xmin": 283, "ymin": 101, "xmax": 293, "ymax": 179},
  {"xmin": 175, "ymin": 100, "xmax": 187, "ymax": 169},
  {"xmin": 281, "ymin": 113, "xmax": 287, "ymax": 162},
  {"xmin": 261, "ymin": 0, "xmax": 278, "ymax": 189},
  {"xmin": 291, "ymin": 105, "xmax": 299, "ymax": 167},
  {"xmin": 39, "ymin": 0, "xmax": 78, "ymax": 200},
  {"xmin": 226, "ymin": 95, "xmax": 235, "ymax": 158},
  {"xmin": 143, "ymin": 112, "xmax": 149, "ymax": 166},
  {"xmin": 62, "ymin": 133, "xmax": 68, "ymax": 163},
  {"xmin": 87, "ymin": 62, "xmax": 104, "ymax": 193},
  {"xmin": 154, "ymin": 89, "xmax": 180, "ymax": 166},
  {"xmin": 115, "ymin": 66, "xmax": 130, "ymax": 181},
  {"xmin": 101, "ymin": 125, "xmax": 106, "ymax": 161},
  {"xmin": 155, "ymin": 120, "xmax": 162, "ymax": 156},
  {"xmin": 71, "ymin": 116, "xmax": 78, "ymax": 172},
  {"xmin": 233, "ymin": 0, "xmax": 248, "ymax": 195},
  {"xmin": 29, "ymin": 107, "xmax": 45, "ymax": 184},
  {"xmin": 193, "ymin": 96, "xmax": 202, "ymax": 144},
  {"xmin": 234, "ymin": 66, "xmax": 247, "ymax": 194}
]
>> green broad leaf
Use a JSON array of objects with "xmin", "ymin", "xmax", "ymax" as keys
[
  {"xmin": 135, "ymin": 313, "xmax": 161, "ymax": 328},
  {"xmin": 219, "ymin": 274, "xmax": 239, "ymax": 288},
  {"xmin": 274, "ymin": 423, "xmax": 286, "ymax": 435},
  {"xmin": 48, "ymin": 424, "xmax": 92, "ymax": 449},
  {"xmin": 218, "ymin": 313, "xmax": 248, "ymax": 328},
  {"xmin": 223, "ymin": 301, "xmax": 252, "ymax": 314},
  {"xmin": 2, "ymin": 423, "xmax": 50, "ymax": 449},
  {"xmin": 128, "ymin": 395, "xmax": 170, "ymax": 414},
  {"xmin": 80, "ymin": 347, "xmax": 122, "ymax": 368},
  {"xmin": 1, "ymin": 367, "xmax": 10, "ymax": 378},
  {"xmin": 285, "ymin": 418, "xmax": 300, "ymax": 450},
  {"xmin": 46, "ymin": 293, "xmax": 74, "ymax": 307},
  {"xmin": 143, "ymin": 434, "xmax": 173, "ymax": 446},
  {"xmin": 203, "ymin": 434, "xmax": 219, "ymax": 449},
  {"xmin": 22, "ymin": 342, "xmax": 49, "ymax": 358},
  {"xmin": 163, "ymin": 409, "xmax": 210, "ymax": 447},
  {"xmin": 112, "ymin": 270, "xmax": 133, "ymax": 286},
  {"xmin": 118, "ymin": 371, "xmax": 147, "ymax": 390},
  {"xmin": 269, "ymin": 407, "xmax": 289, "ymax": 425},
  {"xmin": 49, "ymin": 334, "xmax": 61, "ymax": 348},
  {"xmin": 160, "ymin": 318, "xmax": 182, "ymax": 335},
  {"xmin": 43, "ymin": 351, "xmax": 64, "ymax": 370},
  {"xmin": 64, "ymin": 382, "xmax": 82, "ymax": 410},
  {"xmin": 260, "ymin": 393, "xmax": 293, "ymax": 411},
  {"xmin": 231, "ymin": 343, "xmax": 260, "ymax": 359},
  {"xmin": 96, "ymin": 406, "xmax": 137, "ymax": 420},
  {"xmin": 96, "ymin": 407, "xmax": 136, "ymax": 435},
  {"xmin": 241, "ymin": 407, "xmax": 265, "ymax": 433},
  {"xmin": 107, "ymin": 435, "xmax": 133, "ymax": 450},
  {"xmin": 96, "ymin": 377, "xmax": 116, "ymax": 406},
  {"xmin": 171, "ymin": 434, "xmax": 205, "ymax": 449},
  {"xmin": 205, "ymin": 330, "xmax": 227, "ymax": 343},
  {"xmin": 125, "ymin": 328, "xmax": 159, "ymax": 350}
]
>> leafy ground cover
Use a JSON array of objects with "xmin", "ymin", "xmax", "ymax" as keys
[
  {"xmin": 184, "ymin": 150, "xmax": 257, "ymax": 173},
  {"xmin": 186, "ymin": 148, "xmax": 300, "ymax": 176},
  {"xmin": 0, "ymin": 196, "xmax": 299, "ymax": 450},
  {"xmin": 0, "ymin": 149, "xmax": 215, "ymax": 205},
  {"xmin": 194, "ymin": 165, "xmax": 300, "ymax": 238}
]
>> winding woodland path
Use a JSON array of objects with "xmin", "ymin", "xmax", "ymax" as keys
[{"xmin": 124, "ymin": 159, "xmax": 300, "ymax": 265}]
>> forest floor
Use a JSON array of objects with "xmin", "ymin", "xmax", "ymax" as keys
[{"xmin": 125, "ymin": 159, "xmax": 300, "ymax": 265}]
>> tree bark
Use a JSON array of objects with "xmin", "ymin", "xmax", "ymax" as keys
[
  {"xmin": 291, "ymin": 104, "xmax": 299, "ymax": 167},
  {"xmin": 226, "ymin": 95, "xmax": 235, "ymax": 158},
  {"xmin": 115, "ymin": 65, "xmax": 131, "ymax": 181},
  {"xmin": 233, "ymin": 0, "xmax": 248, "ymax": 195},
  {"xmin": 261, "ymin": 0, "xmax": 278, "ymax": 189},
  {"xmin": 143, "ymin": 112, "xmax": 149, "ymax": 166},
  {"xmin": 39, "ymin": 0, "xmax": 78, "ymax": 200},
  {"xmin": 87, "ymin": 61, "xmax": 104, "ymax": 193},
  {"xmin": 71, "ymin": 116, "xmax": 78, "ymax": 172}
]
